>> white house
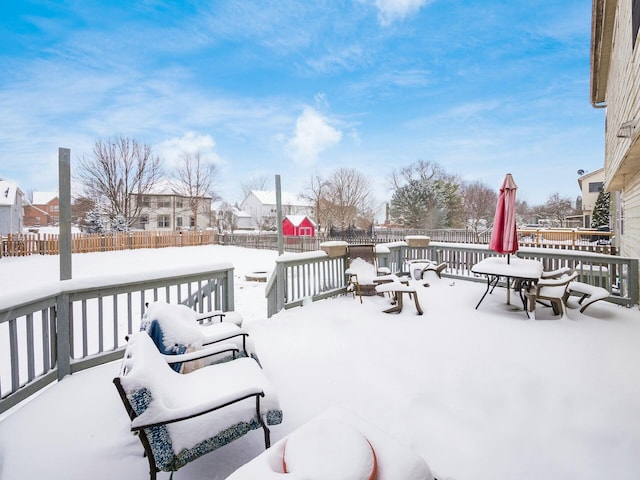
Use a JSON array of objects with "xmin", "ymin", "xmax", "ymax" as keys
[
  {"xmin": 577, "ymin": 168, "xmax": 605, "ymax": 228},
  {"xmin": 240, "ymin": 190, "xmax": 314, "ymax": 230},
  {"xmin": 0, "ymin": 180, "xmax": 25, "ymax": 234},
  {"xmin": 131, "ymin": 180, "xmax": 213, "ymax": 231}
]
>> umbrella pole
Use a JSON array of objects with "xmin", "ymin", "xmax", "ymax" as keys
[{"xmin": 506, "ymin": 254, "xmax": 511, "ymax": 304}]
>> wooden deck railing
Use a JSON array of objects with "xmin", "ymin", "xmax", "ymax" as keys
[
  {"xmin": 0, "ymin": 263, "xmax": 234, "ymax": 415},
  {"xmin": 265, "ymin": 242, "xmax": 638, "ymax": 317}
]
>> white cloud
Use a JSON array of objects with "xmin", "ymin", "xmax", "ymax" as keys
[
  {"xmin": 373, "ymin": 0, "xmax": 431, "ymax": 26},
  {"xmin": 286, "ymin": 107, "xmax": 342, "ymax": 166},
  {"xmin": 156, "ymin": 132, "xmax": 220, "ymax": 168}
]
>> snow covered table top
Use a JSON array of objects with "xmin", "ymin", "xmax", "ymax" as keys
[{"xmin": 471, "ymin": 256, "xmax": 543, "ymax": 280}]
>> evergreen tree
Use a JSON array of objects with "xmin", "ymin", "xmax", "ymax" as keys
[
  {"xmin": 591, "ymin": 190, "xmax": 610, "ymax": 228},
  {"xmin": 85, "ymin": 206, "xmax": 107, "ymax": 233},
  {"xmin": 110, "ymin": 214, "xmax": 129, "ymax": 232}
]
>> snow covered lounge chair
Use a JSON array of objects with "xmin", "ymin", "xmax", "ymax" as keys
[
  {"xmin": 113, "ymin": 331, "xmax": 283, "ymax": 480},
  {"xmin": 524, "ymin": 269, "xmax": 579, "ymax": 319},
  {"xmin": 410, "ymin": 260, "xmax": 447, "ymax": 280},
  {"xmin": 564, "ymin": 281, "xmax": 610, "ymax": 313},
  {"xmin": 142, "ymin": 301, "xmax": 253, "ymax": 368}
]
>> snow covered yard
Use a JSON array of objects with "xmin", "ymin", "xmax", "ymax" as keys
[{"xmin": 0, "ymin": 245, "xmax": 639, "ymax": 480}]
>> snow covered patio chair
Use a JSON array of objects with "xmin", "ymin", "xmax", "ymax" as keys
[
  {"xmin": 345, "ymin": 244, "xmax": 396, "ymax": 303},
  {"xmin": 141, "ymin": 301, "xmax": 254, "ymax": 371},
  {"xmin": 524, "ymin": 269, "xmax": 579, "ymax": 319},
  {"xmin": 407, "ymin": 259, "xmax": 448, "ymax": 281},
  {"xmin": 113, "ymin": 331, "xmax": 283, "ymax": 480}
]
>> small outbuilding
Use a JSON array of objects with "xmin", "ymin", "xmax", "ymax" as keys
[{"xmin": 282, "ymin": 215, "xmax": 316, "ymax": 237}]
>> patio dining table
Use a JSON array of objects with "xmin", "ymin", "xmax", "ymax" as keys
[{"xmin": 471, "ymin": 256, "xmax": 544, "ymax": 317}]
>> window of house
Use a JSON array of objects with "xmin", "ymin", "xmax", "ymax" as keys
[
  {"xmin": 176, "ymin": 199, "xmax": 184, "ymax": 208},
  {"xmin": 157, "ymin": 215, "xmax": 170, "ymax": 228},
  {"xmin": 158, "ymin": 198, "xmax": 171, "ymax": 208},
  {"xmin": 140, "ymin": 215, "xmax": 149, "ymax": 224},
  {"xmin": 588, "ymin": 182, "xmax": 603, "ymax": 193},
  {"xmin": 190, "ymin": 216, "xmax": 195, "ymax": 227},
  {"xmin": 177, "ymin": 217, "xmax": 183, "ymax": 227},
  {"xmin": 51, "ymin": 205, "xmax": 59, "ymax": 212},
  {"xmin": 634, "ymin": 0, "xmax": 640, "ymax": 49},
  {"xmin": 140, "ymin": 197, "xmax": 151, "ymax": 208}
]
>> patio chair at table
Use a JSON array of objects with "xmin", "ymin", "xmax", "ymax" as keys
[{"xmin": 524, "ymin": 269, "xmax": 579, "ymax": 319}]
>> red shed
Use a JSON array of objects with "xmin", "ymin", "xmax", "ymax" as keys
[{"xmin": 282, "ymin": 215, "xmax": 316, "ymax": 237}]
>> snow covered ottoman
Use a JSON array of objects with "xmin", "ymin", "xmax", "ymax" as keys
[{"xmin": 226, "ymin": 408, "xmax": 435, "ymax": 480}]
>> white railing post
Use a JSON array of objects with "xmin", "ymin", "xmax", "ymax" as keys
[{"xmin": 55, "ymin": 293, "xmax": 71, "ymax": 380}]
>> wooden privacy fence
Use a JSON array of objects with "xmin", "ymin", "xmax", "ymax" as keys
[
  {"xmin": 0, "ymin": 230, "xmax": 217, "ymax": 257},
  {"xmin": 1, "ymin": 228, "xmax": 614, "ymax": 258}
]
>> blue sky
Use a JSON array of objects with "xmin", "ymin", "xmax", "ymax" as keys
[{"xmin": 0, "ymin": 0, "xmax": 604, "ymax": 213}]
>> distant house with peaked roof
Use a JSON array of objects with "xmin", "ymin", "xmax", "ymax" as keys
[
  {"xmin": 577, "ymin": 168, "xmax": 605, "ymax": 228},
  {"xmin": 0, "ymin": 181, "xmax": 25, "ymax": 234},
  {"xmin": 240, "ymin": 190, "xmax": 314, "ymax": 230},
  {"xmin": 282, "ymin": 214, "xmax": 316, "ymax": 237},
  {"xmin": 130, "ymin": 179, "xmax": 213, "ymax": 231},
  {"xmin": 24, "ymin": 191, "xmax": 59, "ymax": 228}
]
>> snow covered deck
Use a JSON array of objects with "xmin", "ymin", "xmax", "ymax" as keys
[
  {"xmin": 2, "ymin": 274, "xmax": 639, "ymax": 480},
  {"xmin": 0, "ymin": 246, "xmax": 639, "ymax": 480}
]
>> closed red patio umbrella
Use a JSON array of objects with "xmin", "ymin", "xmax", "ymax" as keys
[{"xmin": 489, "ymin": 173, "xmax": 519, "ymax": 262}]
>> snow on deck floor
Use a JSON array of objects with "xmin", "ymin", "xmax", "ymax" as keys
[{"xmin": 0, "ymin": 246, "xmax": 639, "ymax": 480}]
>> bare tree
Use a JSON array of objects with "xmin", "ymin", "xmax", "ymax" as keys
[
  {"xmin": 301, "ymin": 174, "xmax": 328, "ymax": 229},
  {"xmin": 460, "ymin": 181, "xmax": 497, "ymax": 237},
  {"xmin": 240, "ymin": 175, "xmax": 269, "ymax": 202},
  {"xmin": 76, "ymin": 137, "xmax": 162, "ymax": 226},
  {"xmin": 324, "ymin": 168, "xmax": 375, "ymax": 229},
  {"xmin": 544, "ymin": 192, "xmax": 575, "ymax": 227},
  {"xmin": 173, "ymin": 152, "xmax": 219, "ymax": 230},
  {"xmin": 71, "ymin": 195, "xmax": 96, "ymax": 229}
]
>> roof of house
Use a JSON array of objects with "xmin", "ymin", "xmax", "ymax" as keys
[
  {"xmin": 577, "ymin": 167, "xmax": 605, "ymax": 190},
  {"xmin": 285, "ymin": 214, "xmax": 317, "ymax": 227},
  {"xmin": 233, "ymin": 207, "xmax": 251, "ymax": 218},
  {"xmin": 0, "ymin": 181, "xmax": 21, "ymax": 206},
  {"xmin": 32, "ymin": 191, "xmax": 58, "ymax": 205},
  {"xmin": 144, "ymin": 179, "xmax": 212, "ymax": 198},
  {"xmin": 590, "ymin": 0, "xmax": 616, "ymax": 105},
  {"xmin": 250, "ymin": 190, "xmax": 311, "ymax": 207}
]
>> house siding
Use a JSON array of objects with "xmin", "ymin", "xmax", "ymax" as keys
[
  {"xmin": 622, "ymin": 169, "xmax": 640, "ymax": 260},
  {"xmin": 132, "ymin": 194, "xmax": 212, "ymax": 231},
  {"xmin": 601, "ymin": 0, "xmax": 640, "ymax": 190},
  {"xmin": 592, "ymin": 0, "xmax": 640, "ymax": 300}
]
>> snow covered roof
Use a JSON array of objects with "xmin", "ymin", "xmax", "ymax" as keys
[
  {"xmin": 251, "ymin": 190, "xmax": 311, "ymax": 207},
  {"xmin": 144, "ymin": 179, "xmax": 212, "ymax": 198},
  {"xmin": 32, "ymin": 191, "xmax": 58, "ymax": 205},
  {"xmin": 233, "ymin": 208, "xmax": 251, "ymax": 218},
  {"xmin": 0, "ymin": 181, "xmax": 21, "ymax": 206},
  {"xmin": 147, "ymin": 179, "xmax": 180, "ymax": 195},
  {"xmin": 285, "ymin": 214, "xmax": 316, "ymax": 227}
]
